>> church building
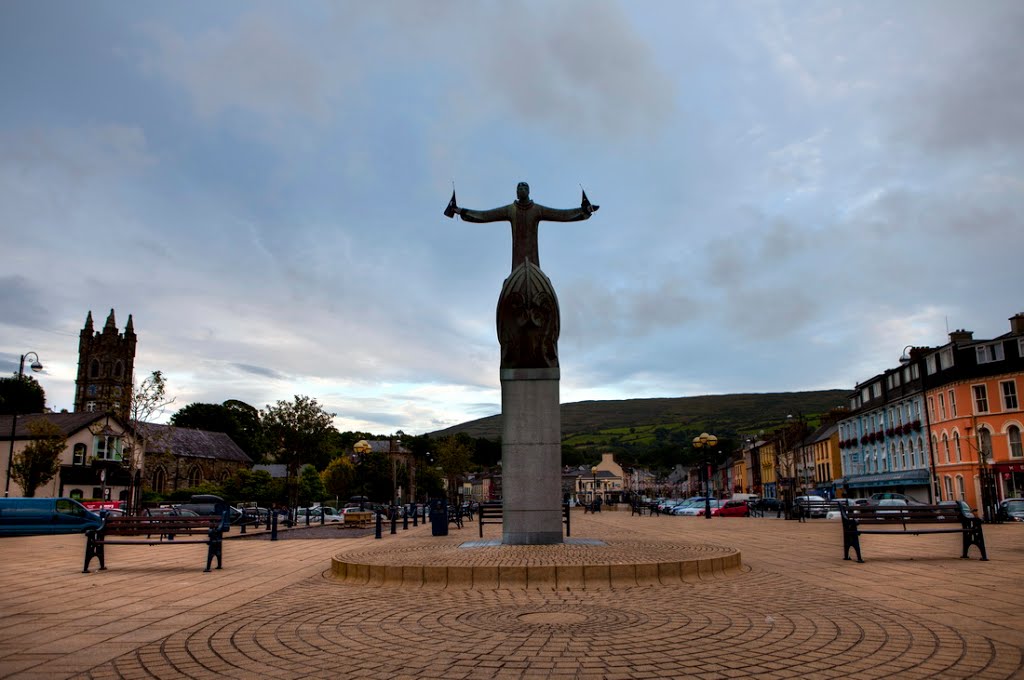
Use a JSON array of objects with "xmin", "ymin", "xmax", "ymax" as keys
[{"xmin": 74, "ymin": 309, "xmax": 137, "ymax": 420}]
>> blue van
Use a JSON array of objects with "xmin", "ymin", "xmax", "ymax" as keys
[{"xmin": 0, "ymin": 497, "xmax": 104, "ymax": 536}]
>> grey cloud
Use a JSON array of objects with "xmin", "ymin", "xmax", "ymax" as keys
[
  {"xmin": 892, "ymin": 6, "xmax": 1024, "ymax": 155},
  {"xmin": 0, "ymin": 276, "xmax": 50, "ymax": 327},
  {"xmin": 231, "ymin": 363, "xmax": 287, "ymax": 380},
  {"xmin": 470, "ymin": 0, "xmax": 676, "ymax": 139}
]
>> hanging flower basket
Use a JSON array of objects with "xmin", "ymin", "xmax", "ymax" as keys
[
  {"xmin": 860, "ymin": 435, "xmax": 870, "ymax": 445},
  {"xmin": 885, "ymin": 427, "xmax": 895, "ymax": 437},
  {"xmin": 912, "ymin": 420, "xmax": 922, "ymax": 431}
]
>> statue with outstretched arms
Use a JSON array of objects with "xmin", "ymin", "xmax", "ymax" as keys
[{"xmin": 444, "ymin": 182, "xmax": 599, "ymax": 369}]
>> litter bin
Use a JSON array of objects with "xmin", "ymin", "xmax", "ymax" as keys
[{"xmin": 429, "ymin": 499, "xmax": 448, "ymax": 537}]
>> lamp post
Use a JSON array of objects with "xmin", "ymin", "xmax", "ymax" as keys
[
  {"xmin": 5, "ymin": 352, "xmax": 44, "ymax": 497},
  {"xmin": 692, "ymin": 432, "xmax": 717, "ymax": 519},
  {"xmin": 590, "ymin": 466, "xmax": 598, "ymax": 507}
]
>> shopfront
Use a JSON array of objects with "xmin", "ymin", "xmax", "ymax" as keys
[{"xmin": 995, "ymin": 462, "xmax": 1024, "ymax": 500}]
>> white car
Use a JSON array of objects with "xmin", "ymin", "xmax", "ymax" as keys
[{"xmin": 676, "ymin": 499, "xmax": 721, "ymax": 516}]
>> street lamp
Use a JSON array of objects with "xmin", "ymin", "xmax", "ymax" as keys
[
  {"xmin": 5, "ymin": 352, "xmax": 44, "ymax": 497},
  {"xmin": 590, "ymin": 466, "xmax": 598, "ymax": 507},
  {"xmin": 692, "ymin": 432, "xmax": 718, "ymax": 519}
]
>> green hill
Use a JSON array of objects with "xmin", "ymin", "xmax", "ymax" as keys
[{"xmin": 430, "ymin": 389, "xmax": 849, "ymax": 444}]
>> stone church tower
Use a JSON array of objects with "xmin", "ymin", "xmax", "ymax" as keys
[{"xmin": 74, "ymin": 309, "xmax": 137, "ymax": 420}]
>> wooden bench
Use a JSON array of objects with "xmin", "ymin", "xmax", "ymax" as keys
[
  {"xmin": 478, "ymin": 503, "xmax": 571, "ymax": 538},
  {"xmin": 84, "ymin": 514, "xmax": 229, "ymax": 573},
  {"xmin": 630, "ymin": 503, "xmax": 654, "ymax": 516},
  {"xmin": 342, "ymin": 511, "xmax": 375, "ymax": 527},
  {"xmin": 794, "ymin": 499, "xmax": 834, "ymax": 521},
  {"xmin": 839, "ymin": 503, "xmax": 988, "ymax": 563}
]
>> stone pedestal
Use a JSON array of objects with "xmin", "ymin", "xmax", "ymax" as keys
[{"xmin": 500, "ymin": 367, "xmax": 563, "ymax": 545}]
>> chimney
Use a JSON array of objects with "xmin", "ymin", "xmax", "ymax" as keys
[
  {"xmin": 1010, "ymin": 313, "xmax": 1024, "ymax": 336},
  {"xmin": 949, "ymin": 329, "xmax": 973, "ymax": 344}
]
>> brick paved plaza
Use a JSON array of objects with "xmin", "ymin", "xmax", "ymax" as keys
[{"xmin": 1, "ymin": 511, "xmax": 1022, "ymax": 679}]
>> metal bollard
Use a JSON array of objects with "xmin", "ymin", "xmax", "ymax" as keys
[
  {"xmin": 403, "ymin": 510, "xmax": 408, "ymax": 531},
  {"xmin": 390, "ymin": 508, "xmax": 397, "ymax": 535},
  {"xmin": 413, "ymin": 506, "xmax": 418, "ymax": 527},
  {"xmin": 271, "ymin": 512, "xmax": 279, "ymax": 541},
  {"xmin": 305, "ymin": 508, "xmax": 310, "ymax": 526},
  {"xmin": 375, "ymin": 511, "xmax": 382, "ymax": 539},
  {"xmin": 320, "ymin": 509, "xmax": 325, "ymax": 526}
]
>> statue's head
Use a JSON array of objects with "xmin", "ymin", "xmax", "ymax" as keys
[{"xmin": 516, "ymin": 182, "xmax": 530, "ymax": 202}]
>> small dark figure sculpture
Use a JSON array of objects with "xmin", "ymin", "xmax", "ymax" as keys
[{"xmin": 445, "ymin": 183, "xmax": 598, "ymax": 369}]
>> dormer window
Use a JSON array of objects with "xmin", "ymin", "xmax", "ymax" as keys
[{"xmin": 976, "ymin": 343, "xmax": 1004, "ymax": 364}]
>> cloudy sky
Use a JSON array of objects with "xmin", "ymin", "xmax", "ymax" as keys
[{"xmin": 2, "ymin": 1, "xmax": 1022, "ymax": 435}]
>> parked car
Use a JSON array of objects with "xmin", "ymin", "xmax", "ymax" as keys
[
  {"xmin": 676, "ymin": 499, "xmax": 721, "ymax": 516},
  {"xmin": 869, "ymin": 492, "xmax": 925, "ymax": 505},
  {"xmin": 669, "ymin": 499, "xmax": 704, "ymax": 515},
  {"xmin": 752, "ymin": 498, "xmax": 783, "ymax": 512},
  {"xmin": 792, "ymin": 495, "xmax": 829, "ymax": 518},
  {"xmin": 0, "ymin": 497, "xmax": 104, "ymax": 536},
  {"xmin": 712, "ymin": 499, "xmax": 750, "ymax": 517},
  {"xmin": 997, "ymin": 498, "xmax": 1024, "ymax": 522},
  {"xmin": 938, "ymin": 500, "xmax": 974, "ymax": 517}
]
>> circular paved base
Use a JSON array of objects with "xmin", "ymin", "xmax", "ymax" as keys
[{"xmin": 330, "ymin": 536, "xmax": 743, "ymax": 589}]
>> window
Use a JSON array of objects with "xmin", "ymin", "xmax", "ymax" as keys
[
  {"xmin": 900, "ymin": 442, "xmax": 907, "ymax": 469},
  {"xmin": 978, "ymin": 428, "xmax": 993, "ymax": 462},
  {"xmin": 973, "ymin": 385, "xmax": 989, "ymax": 414},
  {"xmin": 1010, "ymin": 426, "xmax": 1023, "ymax": 459},
  {"xmin": 861, "ymin": 387, "xmax": 870, "ymax": 403},
  {"xmin": 956, "ymin": 475, "xmax": 966, "ymax": 501},
  {"xmin": 69, "ymin": 488, "xmax": 83, "ymax": 500},
  {"xmin": 909, "ymin": 439, "xmax": 917, "ymax": 469},
  {"xmin": 939, "ymin": 393, "xmax": 946, "ymax": 419},
  {"xmin": 86, "ymin": 401, "xmax": 96, "ymax": 412},
  {"xmin": 113, "ymin": 361, "xmax": 124, "ymax": 378},
  {"xmin": 152, "ymin": 467, "xmax": 166, "ymax": 494},
  {"xmin": 73, "ymin": 443, "xmax": 86, "ymax": 466},
  {"xmin": 949, "ymin": 390, "xmax": 957, "ymax": 417},
  {"xmin": 927, "ymin": 355, "xmax": 938, "ymax": 375},
  {"xmin": 1001, "ymin": 381, "xmax": 1019, "ymax": 410},
  {"xmin": 939, "ymin": 347, "xmax": 954, "ymax": 369},
  {"xmin": 944, "ymin": 476, "xmax": 954, "ymax": 501},
  {"xmin": 872, "ymin": 383, "xmax": 881, "ymax": 399},
  {"xmin": 954, "ymin": 432, "xmax": 962, "ymax": 463},
  {"xmin": 928, "ymin": 396, "xmax": 936, "ymax": 420},
  {"xmin": 93, "ymin": 436, "xmax": 122, "ymax": 462},
  {"xmin": 976, "ymin": 343, "xmax": 1005, "ymax": 364},
  {"xmin": 89, "ymin": 359, "xmax": 101, "ymax": 378},
  {"xmin": 187, "ymin": 466, "xmax": 203, "ymax": 488},
  {"xmin": 942, "ymin": 434, "xmax": 951, "ymax": 463}
]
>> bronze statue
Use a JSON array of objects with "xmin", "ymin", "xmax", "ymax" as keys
[{"xmin": 445, "ymin": 183, "xmax": 598, "ymax": 369}]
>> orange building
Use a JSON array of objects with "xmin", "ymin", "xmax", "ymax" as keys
[{"xmin": 921, "ymin": 316, "xmax": 1024, "ymax": 517}]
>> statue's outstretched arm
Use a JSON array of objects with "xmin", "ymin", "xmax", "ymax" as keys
[
  {"xmin": 537, "ymin": 205, "xmax": 593, "ymax": 223},
  {"xmin": 458, "ymin": 205, "xmax": 512, "ymax": 224}
]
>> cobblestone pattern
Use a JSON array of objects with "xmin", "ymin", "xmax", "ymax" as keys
[{"xmin": 78, "ymin": 567, "xmax": 1023, "ymax": 680}]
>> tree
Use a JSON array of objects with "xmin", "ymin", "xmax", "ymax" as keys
[
  {"xmin": 298, "ymin": 465, "xmax": 327, "ymax": 506},
  {"xmin": 0, "ymin": 374, "xmax": 46, "ymax": 415},
  {"xmin": 261, "ymin": 395, "xmax": 336, "ymax": 506},
  {"xmin": 322, "ymin": 456, "xmax": 357, "ymax": 501},
  {"xmin": 10, "ymin": 420, "xmax": 66, "ymax": 496},
  {"xmin": 170, "ymin": 399, "xmax": 266, "ymax": 459},
  {"xmin": 124, "ymin": 371, "xmax": 175, "ymax": 513},
  {"xmin": 435, "ymin": 435, "xmax": 473, "ymax": 502}
]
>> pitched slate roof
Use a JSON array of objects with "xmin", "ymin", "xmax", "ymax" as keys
[
  {"xmin": 137, "ymin": 423, "xmax": 252, "ymax": 464},
  {"xmin": 0, "ymin": 412, "xmax": 124, "ymax": 440}
]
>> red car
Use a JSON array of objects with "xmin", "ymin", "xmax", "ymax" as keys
[{"xmin": 712, "ymin": 500, "xmax": 750, "ymax": 517}]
